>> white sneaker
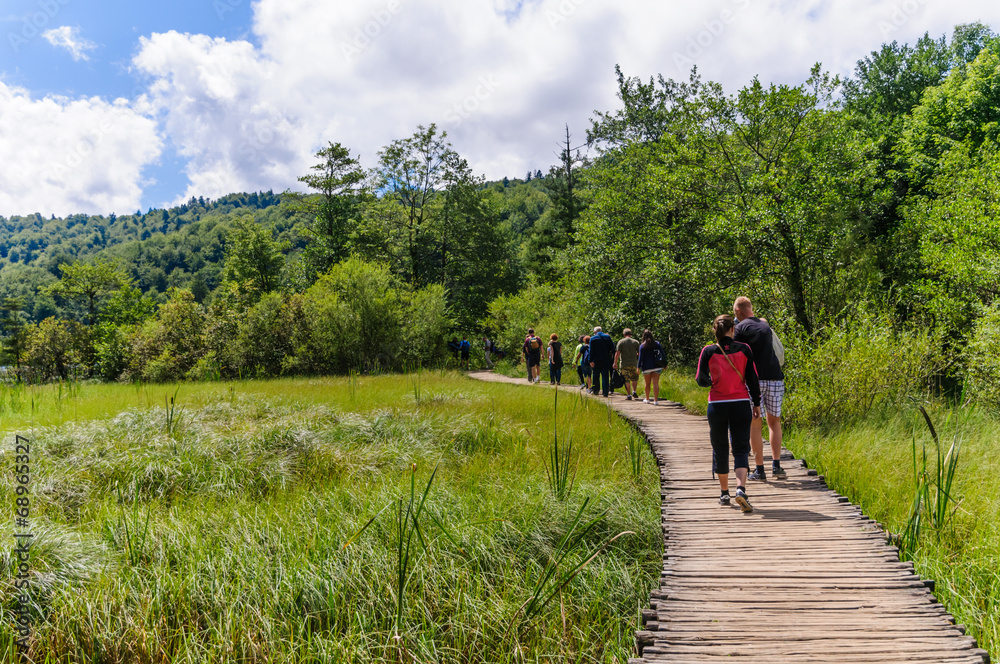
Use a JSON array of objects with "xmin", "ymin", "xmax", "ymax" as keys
[
  {"xmin": 643, "ymin": 398, "xmax": 649, "ymax": 404},
  {"xmin": 653, "ymin": 400, "xmax": 659, "ymax": 406}
]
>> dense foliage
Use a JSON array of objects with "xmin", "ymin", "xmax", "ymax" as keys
[
  {"xmin": 0, "ymin": 128, "xmax": 566, "ymax": 379},
  {"xmin": 7, "ymin": 23, "xmax": 1000, "ymax": 410}
]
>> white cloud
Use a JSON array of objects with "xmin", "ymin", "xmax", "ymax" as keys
[
  {"xmin": 122, "ymin": 0, "xmax": 1000, "ymax": 202},
  {"xmin": 43, "ymin": 25, "xmax": 97, "ymax": 61},
  {"xmin": 0, "ymin": 83, "xmax": 163, "ymax": 217}
]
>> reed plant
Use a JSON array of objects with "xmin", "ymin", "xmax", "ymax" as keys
[{"xmin": 543, "ymin": 389, "xmax": 577, "ymax": 502}]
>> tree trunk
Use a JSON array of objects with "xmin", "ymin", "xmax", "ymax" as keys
[{"xmin": 777, "ymin": 220, "xmax": 813, "ymax": 334}]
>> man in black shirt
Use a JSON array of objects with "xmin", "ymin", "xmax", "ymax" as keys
[{"xmin": 734, "ymin": 297, "xmax": 786, "ymax": 480}]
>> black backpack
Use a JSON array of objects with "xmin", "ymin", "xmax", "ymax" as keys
[{"xmin": 610, "ymin": 368, "xmax": 626, "ymax": 389}]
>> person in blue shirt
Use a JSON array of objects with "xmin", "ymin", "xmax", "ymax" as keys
[
  {"xmin": 588, "ymin": 326, "xmax": 615, "ymax": 397},
  {"xmin": 459, "ymin": 336, "xmax": 471, "ymax": 370}
]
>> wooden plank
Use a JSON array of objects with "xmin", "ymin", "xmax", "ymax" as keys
[{"xmin": 467, "ymin": 373, "xmax": 985, "ymax": 664}]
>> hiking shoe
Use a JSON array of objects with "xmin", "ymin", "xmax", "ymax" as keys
[
  {"xmin": 719, "ymin": 493, "xmax": 731, "ymax": 506},
  {"xmin": 632, "ymin": 391, "xmax": 638, "ymax": 398},
  {"xmin": 626, "ymin": 395, "xmax": 632, "ymax": 401},
  {"xmin": 735, "ymin": 489, "xmax": 753, "ymax": 513},
  {"xmin": 771, "ymin": 465, "xmax": 787, "ymax": 479},
  {"xmin": 749, "ymin": 468, "xmax": 767, "ymax": 481}
]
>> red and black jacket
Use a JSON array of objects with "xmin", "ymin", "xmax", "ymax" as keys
[{"xmin": 695, "ymin": 338, "xmax": 761, "ymax": 406}]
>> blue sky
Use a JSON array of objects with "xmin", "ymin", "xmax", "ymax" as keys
[
  {"xmin": 1, "ymin": 0, "xmax": 256, "ymax": 211},
  {"xmin": 1, "ymin": 0, "xmax": 999, "ymax": 217}
]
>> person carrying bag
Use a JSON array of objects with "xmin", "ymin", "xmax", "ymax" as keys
[{"xmin": 695, "ymin": 315, "xmax": 762, "ymax": 513}]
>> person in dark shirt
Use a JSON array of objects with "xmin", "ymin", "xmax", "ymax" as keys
[
  {"xmin": 459, "ymin": 336, "xmax": 471, "ymax": 370},
  {"xmin": 636, "ymin": 329, "xmax": 665, "ymax": 404},
  {"xmin": 696, "ymin": 314, "xmax": 761, "ymax": 512},
  {"xmin": 733, "ymin": 296, "xmax": 786, "ymax": 481},
  {"xmin": 547, "ymin": 334, "xmax": 563, "ymax": 385},
  {"xmin": 523, "ymin": 328, "xmax": 543, "ymax": 383},
  {"xmin": 588, "ymin": 326, "xmax": 615, "ymax": 397}
]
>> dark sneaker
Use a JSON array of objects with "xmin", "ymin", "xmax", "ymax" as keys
[
  {"xmin": 735, "ymin": 489, "xmax": 753, "ymax": 513},
  {"xmin": 749, "ymin": 468, "xmax": 767, "ymax": 481},
  {"xmin": 772, "ymin": 465, "xmax": 787, "ymax": 479},
  {"xmin": 626, "ymin": 395, "xmax": 633, "ymax": 401},
  {"xmin": 632, "ymin": 391, "xmax": 638, "ymax": 399},
  {"xmin": 719, "ymin": 493, "xmax": 731, "ymax": 506}
]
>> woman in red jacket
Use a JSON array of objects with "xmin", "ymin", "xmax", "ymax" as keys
[{"xmin": 696, "ymin": 315, "xmax": 761, "ymax": 512}]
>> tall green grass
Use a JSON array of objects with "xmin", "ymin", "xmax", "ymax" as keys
[
  {"xmin": 0, "ymin": 373, "xmax": 660, "ymax": 663},
  {"xmin": 790, "ymin": 404, "xmax": 1000, "ymax": 657}
]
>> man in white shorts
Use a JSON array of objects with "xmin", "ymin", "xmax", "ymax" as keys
[{"xmin": 733, "ymin": 296, "xmax": 786, "ymax": 480}]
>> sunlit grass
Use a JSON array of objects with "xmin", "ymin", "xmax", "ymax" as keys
[{"xmin": 0, "ymin": 372, "xmax": 660, "ymax": 663}]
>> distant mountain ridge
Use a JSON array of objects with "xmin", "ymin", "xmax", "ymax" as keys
[{"xmin": 0, "ymin": 191, "xmax": 287, "ymax": 321}]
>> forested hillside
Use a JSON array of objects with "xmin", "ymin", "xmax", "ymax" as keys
[
  {"xmin": 0, "ymin": 128, "xmax": 570, "ymax": 380},
  {"xmin": 7, "ymin": 21, "xmax": 1000, "ymax": 410},
  {"xmin": 0, "ymin": 192, "xmax": 284, "ymax": 320}
]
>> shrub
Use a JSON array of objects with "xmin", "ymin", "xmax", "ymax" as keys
[
  {"xmin": 128, "ymin": 288, "xmax": 206, "ymax": 382},
  {"xmin": 292, "ymin": 257, "xmax": 450, "ymax": 373},
  {"xmin": 25, "ymin": 317, "xmax": 87, "ymax": 381},
  {"xmin": 296, "ymin": 258, "xmax": 404, "ymax": 373},
  {"xmin": 486, "ymin": 282, "xmax": 588, "ymax": 361},
  {"xmin": 92, "ymin": 323, "xmax": 134, "ymax": 382},
  {"xmin": 399, "ymin": 284, "xmax": 451, "ymax": 367},
  {"xmin": 782, "ymin": 312, "xmax": 947, "ymax": 428},
  {"xmin": 960, "ymin": 303, "xmax": 1000, "ymax": 408}
]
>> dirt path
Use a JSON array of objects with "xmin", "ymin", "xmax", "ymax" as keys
[{"xmin": 467, "ymin": 371, "xmax": 988, "ymax": 664}]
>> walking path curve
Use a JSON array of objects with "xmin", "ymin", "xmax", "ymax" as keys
[{"xmin": 468, "ymin": 371, "xmax": 989, "ymax": 664}]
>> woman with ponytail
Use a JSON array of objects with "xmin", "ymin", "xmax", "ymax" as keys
[{"xmin": 695, "ymin": 315, "xmax": 761, "ymax": 512}]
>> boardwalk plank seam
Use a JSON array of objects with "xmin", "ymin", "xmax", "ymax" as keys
[{"xmin": 467, "ymin": 372, "xmax": 989, "ymax": 664}]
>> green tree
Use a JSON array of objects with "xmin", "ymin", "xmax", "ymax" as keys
[
  {"xmin": 523, "ymin": 125, "xmax": 587, "ymax": 281},
  {"xmin": 586, "ymin": 66, "xmax": 873, "ymax": 335},
  {"xmin": 1, "ymin": 297, "xmax": 29, "ymax": 368},
  {"xmin": 45, "ymin": 258, "xmax": 129, "ymax": 326},
  {"xmin": 366, "ymin": 125, "xmax": 521, "ymax": 327},
  {"xmin": 293, "ymin": 142, "xmax": 368, "ymax": 278},
  {"xmin": 25, "ymin": 317, "xmax": 85, "ymax": 381},
  {"xmin": 899, "ymin": 145, "xmax": 1000, "ymax": 332},
  {"xmin": 901, "ymin": 47, "xmax": 1000, "ymax": 188},
  {"xmin": 376, "ymin": 124, "xmax": 458, "ymax": 287},
  {"xmin": 222, "ymin": 215, "xmax": 288, "ymax": 302},
  {"xmin": 129, "ymin": 288, "xmax": 207, "ymax": 382},
  {"xmin": 91, "ymin": 285, "xmax": 158, "ymax": 381},
  {"xmin": 295, "ymin": 258, "xmax": 405, "ymax": 373}
]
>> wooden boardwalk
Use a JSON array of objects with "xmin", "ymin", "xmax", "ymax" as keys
[{"xmin": 469, "ymin": 372, "xmax": 989, "ymax": 664}]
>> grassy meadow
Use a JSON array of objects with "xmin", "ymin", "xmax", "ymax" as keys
[{"xmin": 0, "ymin": 372, "xmax": 661, "ymax": 663}]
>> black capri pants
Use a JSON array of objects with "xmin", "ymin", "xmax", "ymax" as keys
[{"xmin": 707, "ymin": 400, "xmax": 752, "ymax": 475}]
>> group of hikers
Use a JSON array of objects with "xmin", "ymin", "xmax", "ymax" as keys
[
  {"xmin": 498, "ymin": 296, "xmax": 784, "ymax": 514},
  {"xmin": 517, "ymin": 326, "xmax": 669, "ymax": 404}
]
